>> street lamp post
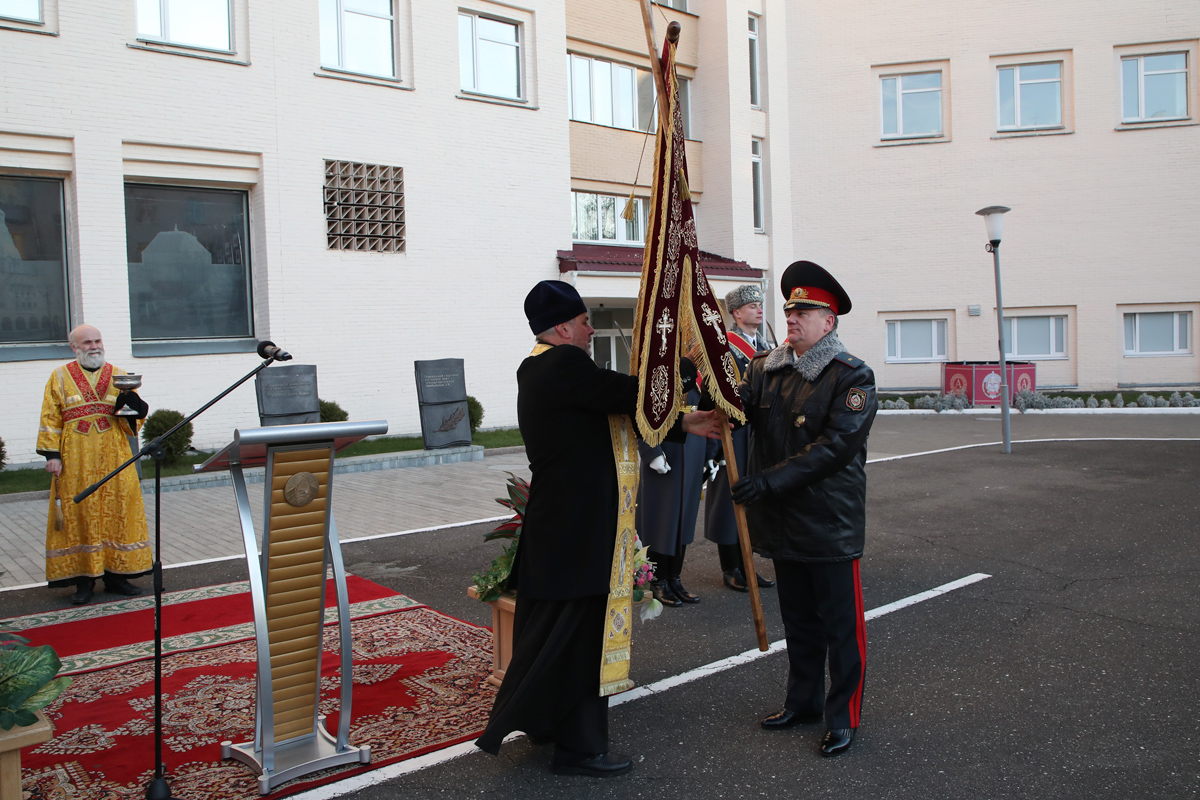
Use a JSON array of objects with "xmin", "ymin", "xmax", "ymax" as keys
[{"xmin": 976, "ymin": 205, "xmax": 1012, "ymax": 454}]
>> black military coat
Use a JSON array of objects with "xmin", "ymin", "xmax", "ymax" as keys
[{"xmin": 740, "ymin": 344, "xmax": 878, "ymax": 562}]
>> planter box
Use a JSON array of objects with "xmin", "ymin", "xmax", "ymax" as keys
[
  {"xmin": 467, "ymin": 587, "xmax": 516, "ymax": 688},
  {"xmin": 942, "ymin": 361, "xmax": 1036, "ymax": 406},
  {"xmin": 0, "ymin": 711, "xmax": 52, "ymax": 800}
]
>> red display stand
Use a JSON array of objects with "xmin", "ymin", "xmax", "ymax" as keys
[{"xmin": 942, "ymin": 362, "xmax": 1036, "ymax": 406}]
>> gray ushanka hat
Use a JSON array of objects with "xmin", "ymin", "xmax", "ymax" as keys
[{"xmin": 724, "ymin": 284, "xmax": 764, "ymax": 312}]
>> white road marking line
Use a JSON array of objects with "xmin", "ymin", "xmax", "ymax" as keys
[{"xmin": 284, "ymin": 572, "xmax": 992, "ymax": 799}]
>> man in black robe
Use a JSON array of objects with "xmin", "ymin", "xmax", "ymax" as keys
[{"xmin": 476, "ymin": 280, "xmax": 721, "ymax": 776}]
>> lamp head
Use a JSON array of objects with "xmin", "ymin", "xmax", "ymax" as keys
[{"xmin": 976, "ymin": 205, "xmax": 1011, "ymax": 244}]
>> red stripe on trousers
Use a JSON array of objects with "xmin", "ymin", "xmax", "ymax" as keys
[{"xmin": 849, "ymin": 559, "xmax": 867, "ymax": 728}]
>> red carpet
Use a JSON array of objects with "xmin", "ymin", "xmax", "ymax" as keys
[{"xmin": 12, "ymin": 578, "xmax": 497, "ymax": 799}]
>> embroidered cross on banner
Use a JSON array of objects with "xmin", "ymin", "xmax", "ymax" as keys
[
  {"xmin": 701, "ymin": 303, "xmax": 727, "ymax": 344},
  {"xmin": 656, "ymin": 309, "xmax": 675, "ymax": 356}
]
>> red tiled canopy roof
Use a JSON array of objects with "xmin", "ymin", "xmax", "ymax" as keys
[{"xmin": 557, "ymin": 243, "xmax": 763, "ymax": 278}]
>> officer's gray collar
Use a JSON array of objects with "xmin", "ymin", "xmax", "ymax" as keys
[{"xmin": 764, "ymin": 331, "xmax": 844, "ymax": 381}]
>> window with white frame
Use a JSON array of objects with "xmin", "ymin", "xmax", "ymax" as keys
[
  {"xmin": 998, "ymin": 62, "xmax": 1062, "ymax": 129},
  {"xmin": 886, "ymin": 319, "xmax": 947, "ymax": 362},
  {"xmin": 570, "ymin": 55, "xmax": 642, "ymax": 130},
  {"xmin": 136, "ymin": 0, "xmax": 231, "ymax": 51},
  {"xmin": 1122, "ymin": 53, "xmax": 1188, "ymax": 121},
  {"xmin": 0, "ymin": 0, "xmax": 40, "ymax": 22},
  {"xmin": 572, "ymin": 192, "xmax": 646, "ymax": 245},
  {"xmin": 881, "ymin": 72, "xmax": 943, "ymax": 138},
  {"xmin": 751, "ymin": 139, "xmax": 764, "ymax": 231},
  {"xmin": 1004, "ymin": 315, "xmax": 1066, "ymax": 358},
  {"xmin": 655, "ymin": 0, "xmax": 686, "ymax": 10},
  {"xmin": 748, "ymin": 15, "xmax": 761, "ymax": 108},
  {"xmin": 1124, "ymin": 311, "xmax": 1191, "ymax": 355},
  {"xmin": 319, "ymin": 0, "xmax": 395, "ymax": 79},
  {"xmin": 459, "ymin": 12, "xmax": 521, "ymax": 100},
  {"xmin": 0, "ymin": 175, "xmax": 69, "ymax": 345}
]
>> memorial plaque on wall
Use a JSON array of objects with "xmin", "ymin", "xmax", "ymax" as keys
[
  {"xmin": 256, "ymin": 364, "xmax": 320, "ymax": 426},
  {"xmin": 415, "ymin": 358, "xmax": 470, "ymax": 449}
]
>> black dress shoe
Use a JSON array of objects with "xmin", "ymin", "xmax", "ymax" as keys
[
  {"xmin": 651, "ymin": 579, "xmax": 682, "ymax": 607},
  {"xmin": 755, "ymin": 572, "xmax": 776, "ymax": 588},
  {"xmin": 103, "ymin": 576, "xmax": 143, "ymax": 596},
  {"xmin": 819, "ymin": 728, "xmax": 856, "ymax": 757},
  {"xmin": 70, "ymin": 580, "xmax": 94, "ymax": 605},
  {"xmin": 525, "ymin": 733, "xmax": 553, "ymax": 746},
  {"xmin": 667, "ymin": 577, "xmax": 700, "ymax": 604},
  {"xmin": 550, "ymin": 750, "xmax": 633, "ymax": 777},
  {"xmin": 761, "ymin": 708, "xmax": 823, "ymax": 729},
  {"xmin": 723, "ymin": 568, "xmax": 749, "ymax": 592}
]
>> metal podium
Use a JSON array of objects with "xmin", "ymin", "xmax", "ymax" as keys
[{"xmin": 197, "ymin": 420, "xmax": 387, "ymax": 795}]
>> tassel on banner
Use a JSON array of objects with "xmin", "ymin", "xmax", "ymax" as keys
[
  {"xmin": 622, "ymin": 191, "xmax": 638, "ymax": 222},
  {"xmin": 677, "ymin": 168, "xmax": 691, "ymax": 201}
]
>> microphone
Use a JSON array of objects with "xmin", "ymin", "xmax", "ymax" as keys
[{"xmin": 256, "ymin": 341, "xmax": 293, "ymax": 361}]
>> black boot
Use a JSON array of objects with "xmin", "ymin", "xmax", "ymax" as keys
[
  {"xmin": 668, "ymin": 577, "xmax": 700, "ymax": 603},
  {"xmin": 723, "ymin": 567, "xmax": 749, "ymax": 592},
  {"xmin": 652, "ymin": 579, "xmax": 682, "ymax": 607},
  {"xmin": 103, "ymin": 573, "xmax": 143, "ymax": 596},
  {"xmin": 70, "ymin": 578, "xmax": 95, "ymax": 605}
]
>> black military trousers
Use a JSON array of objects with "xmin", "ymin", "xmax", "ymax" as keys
[{"xmin": 772, "ymin": 558, "xmax": 866, "ymax": 730}]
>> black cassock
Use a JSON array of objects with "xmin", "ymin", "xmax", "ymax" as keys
[{"xmin": 476, "ymin": 343, "xmax": 684, "ymax": 756}]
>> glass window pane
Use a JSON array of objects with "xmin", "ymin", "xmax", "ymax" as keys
[
  {"xmin": 614, "ymin": 65, "xmax": 635, "ymax": 129},
  {"xmin": 899, "ymin": 320, "xmax": 933, "ymax": 359},
  {"xmin": 318, "ymin": 0, "xmax": 339, "ymax": 66},
  {"xmin": 136, "ymin": 0, "xmax": 162, "ymax": 37},
  {"xmin": 1122, "ymin": 58, "xmax": 1140, "ymax": 119},
  {"xmin": 600, "ymin": 196, "xmax": 616, "ymax": 240},
  {"xmin": 344, "ymin": 0, "xmax": 390, "ymax": 15},
  {"xmin": 1020, "ymin": 62, "xmax": 1060, "ymax": 81},
  {"xmin": 593, "ymin": 334, "xmax": 612, "ymax": 369},
  {"xmin": 593, "ymin": 60, "xmax": 613, "ymax": 126},
  {"xmin": 0, "ymin": 0, "xmax": 41, "ymax": 22},
  {"xmin": 901, "ymin": 72, "xmax": 940, "ymax": 90},
  {"xmin": 477, "ymin": 17, "xmax": 517, "ymax": 43},
  {"xmin": 343, "ymin": 12, "xmax": 394, "ymax": 77},
  {"xmin": 571, "ymin": 57, "xmax": 591, "ymax": 121},
  {"xmin": 125, "ymin": 184, "xmax": 252, "ymax": 341},
  {"xmin": 637, "ymin": 70, "xmax": 657, "ymax": 131},
  {"xmin": 458, "ymin": 14, "xmax": 474, "ymax": 90},
  {"xmin": 881, "ymin": 78, "xmax": 898, "ymax": 135},
  {"xmin": 1180, "ymin": 313, "xmax": 1190, "ymax": 351},
  {"xmin": 998, "ymin": 68, "xmax": 1015, "ymax": 127},
  {"xmin": 477, "ymin": 40, "xmax": 519, "ymax": 98},
  {"xmin": 1002, "ymin": 318, "xmax": 1013, "ymax": 355},
  {"xmin": 1015, "ymin": 316, "xmax": 1051, "ymax": 356},
  {"xmin": 751, "ymin": 160, "xmax": 763, "ymax": 229},
  {"xmin": 1020, "ymin": 80, "xmax": 1061, "ymax": 126},
  {"xmin": 579, "ymin": 193, "xmax": 598, "ymax": 240},
  {"xmin": 1144, "ymin": 53, "xmax": 1186, "ymax": 72},
  {"xmin": 678, "ymin": 79, "xmax": 691, "ymax": 138},
  {"xmin": 749, "ymin": 37, "xmax": 759, "ymax": 106},
  {"xmin": 571, "ymin": 192, "xmax": 578, "ymax": 239},
  {"xmin": 936, "ymin": 320, "xmax": 946, "ymax": 357},
  {"xmin": 1137, "ymin": 312, "xmax": 1174, "ymax": 352},
  {"xmin": 1144, "ymin": 71, "xmax": 1187, "ymax": 118},
  {"xmin": 1054, "ymin": 316, "xmax": 1065, "ymax": 354},
  {"xmin": 165, "ymin": 0, "xmax": 230, "ymax": 50},
  {"xmin": 0, "ymin": 176, "xmax": 68, "ymax": 344},
  {"xmin": 887, "ymin": 322, "xmax": 897, "ymax": 358},
  {"xmin": 1124, "ymin": 314, "xmax": 1136, "ymax": 351},
  {"xmin": 902, "ymin": 89, "xmax": 942, "ymax": 134},
  {"xmin": 625, "ymin": 199, "xmax": 641, "ymax": 241}
]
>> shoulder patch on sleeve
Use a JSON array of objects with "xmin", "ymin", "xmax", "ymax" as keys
[{"xmin": 846, "ymin": 387, "xmax": 868, "ymax": 411}]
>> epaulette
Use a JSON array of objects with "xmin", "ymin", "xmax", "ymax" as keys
[
  {"xmin": 751, "ymin": 352, "xmax": 768, "ymax": 360},
  {"xmin": 833, "ymin": 352, "xmax": 863, "ymax": 367}
]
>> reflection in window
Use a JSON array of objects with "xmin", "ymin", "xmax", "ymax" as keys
[
  {"xmin": 998, "ymin": 62, "xmax": 1062, "ymax": 129},
  {"xmin": 1124, "ymin": 311, "xmax": 1191, "ymax": 354},
  {"xmin": 572, "ymin": 192, "xmax": 646, "ymax": 245},
  {"xmin": 886, "ymin": 319, "xmax": 947, "ymax": 362},
  {"xmin": 589, "ymin": 306, "xmax": 634, "ymax": 372},
  {"xmin": 0, "ymin": 0, "xmax": 41, "ymax": 23},
  {"xmin": 319, "ymin": 0, "xmax": 395, "ymax": 79},
  {"xmin": 0, "ymin": 176, "xmax": 68, "ymax": 345},
  {"xmin": 459, "ymin": 12, "xmax": 521, "ymax": 100},
  {"xmin": 881, "ymin": 72, "xmax": 942, "ymax": 138},
  {"xmin": 124, "ymin": 184, "xmax": 252, "ymax": 341},
  {"xmin": 1003, "ymin": 315, "xmax": 1066, "ymax": 358},
  {"xmin": 136, "ymin": 0, "xmax": 231, "ymax": 51},
  {"xmin": 1122, "ymin": 53, "xmax": 1188, "ymax": 121}
]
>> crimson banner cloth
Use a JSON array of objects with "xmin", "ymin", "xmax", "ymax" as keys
[{"xmin": 631, "ymin": 37, "xmax": 745, "ymax": 446}]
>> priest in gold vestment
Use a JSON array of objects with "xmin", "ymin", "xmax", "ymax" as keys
[{"xmin": 37, "ymin": 324, "xmax": 151, "ymax": 605}]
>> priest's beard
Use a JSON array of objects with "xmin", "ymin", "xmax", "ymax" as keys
[{"xmin": 77, "ymin": 349, "xmax": 105, "ymax": 370}]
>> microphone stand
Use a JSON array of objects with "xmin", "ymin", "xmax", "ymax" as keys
[{"xmin": 75, "ymin": 355, "xmax": 281, "ymax": 800}]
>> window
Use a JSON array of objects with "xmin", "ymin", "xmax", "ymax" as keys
[
  {"xmin": 748, "ymin": 15, "xmax": 760, "ymax": 108},
  {"xmin": 655, "ymin": 0, "xmax": 686, "ymax": 10},
  {"xmin": 1124, "ymin": 311, "xmax": 1191, "ymax": 355},
  {"xmin": 0, "ymin": 176, "xmax": 68, "ymax": 345},
  {"xmin": 459, "ymin": 12, "xmax": 521, "ymax": 100},
  {"xmin": 570, "ymin": 55, "xmax": 644, "ymax": 131},
  {"xmin": 751, "ymin": 139, "xmax": 764, "ymax": 231},
  {"xmin": 886, "ymin": 319, "xmax": 947, "ymax": 362},
  {"xmin": 998, "ymin": 62, "xmax": 1062, "ymax": 129},
  {"xmin": 1004, "ymin": 315, "xmax": 1066, "ymax": 359},
  {"xmin": 136, "ymin": 0, "xmax": 230, "ymax": 51},
  {"xmin": 124, "ymin": 184, "xmax": 252, "ymax": 341},
  {"xmin": 0, "ymin": 0, "xmax": 40, "ymax": 22},
  {"xmin": 572, "ymin": 192, "xmax": 646, "ymax": 245},
  {"xmin": 1122, "ymin": 53, "xmax": 1188, "ymax": 121},
  {"xmin": 881, "ymin": 72, "xmax": 943, "ymax": 138},
  {"xmin": 590, "ymin": 306, "xmax": 634, "ymax": 373},
  {"xmin": 325, "ymin": 160, "xmax": 405, "ymax": 252},
  {"xmin": 319, "ymin": 0, "xmax": 395, "ymax": 79}
]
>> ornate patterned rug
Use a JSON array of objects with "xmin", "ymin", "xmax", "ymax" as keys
[{"xmin": 8, "ymin": 578, "xmax": 497, "ymax": 799}]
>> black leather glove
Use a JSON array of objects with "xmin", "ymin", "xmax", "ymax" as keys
[
  {"xmin": 730, "ymin": 473, "xmax": 771, "ymax": 506},
  {"xmin": 114, "ymin": 391, "xmax": 149, "ymax": 419}
]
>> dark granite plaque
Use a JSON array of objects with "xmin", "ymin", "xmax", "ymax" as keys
[
  {"xmin": 415, "ymin": 359, "xmax": 470, "ymax": 449},
  {"xmin": 256, "ymin": 364, "xmax": 320, "ymax": 426}
]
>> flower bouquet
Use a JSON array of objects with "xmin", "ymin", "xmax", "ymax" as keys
[{"xmin": 632, "ymin": 540, "xmax": 663, "ymax": 621}]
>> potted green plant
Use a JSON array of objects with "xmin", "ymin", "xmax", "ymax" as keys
[{"xmin": 0, "ymin": 630, "xmax": 72, "ymax": 798}]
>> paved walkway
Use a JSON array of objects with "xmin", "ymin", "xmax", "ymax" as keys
[{"xmin": 1, "ymin": 410, "xmax": 1195, "ymax": 589}]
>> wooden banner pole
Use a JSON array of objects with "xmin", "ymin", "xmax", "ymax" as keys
[{"xmin": 719, "ymin": 410, "xmax": 769, "ymax": 651}]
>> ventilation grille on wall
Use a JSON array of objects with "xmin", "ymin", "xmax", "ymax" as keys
[{"xmin": 324, "ymin": 160, "xmax": 405, "ymax": 252}]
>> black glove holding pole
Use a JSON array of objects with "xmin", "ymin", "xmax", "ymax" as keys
[
  {"xmin": 113, "ymin": 391, "xmax": 149, "ymax": 419},
  {"xmin": 730, "ymin": 473, "xmax": 771, "ymax": 506}
]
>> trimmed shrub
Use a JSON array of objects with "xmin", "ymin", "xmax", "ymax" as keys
[
  {"xmin": 1169, "ymin": 391, "xmax": 1183, "ymax": 408},
  {"xmin": 1014, "ymin": 389, "xmax": 1048, "ymax": 412},
  {"xmin": 882, "ymin": 397, "xmax": 911, "ymax": 410},
  {"xmin": 141, "ymin": 409, "xmax": 193, "ymax": 465},
  {"xmin": 1113, "ymin": 393, "xmax": 1125, "ymax": 408},
  {"xmin": 467, "ymin": 396, "xmax": 485, "ymax": 433},
  {"xmin": 1100, "ymin": 399, "xmax": 1112, "ymax": 408},
  {"xmin": 1154, "ymin": 396, "xmax": 1169, "ymax": 407},
  {"xmin": 1136, "ymin": 393, "xmax": 1155, "ymax": 408},
  {"xmin": 319, "ymin": 399, "xmax": 348, "ymax": 422},
  {"xmin": 1086, "ymin": 395, "xmax": 1099, "ymax": 408},
  {"xmin": 0, "ymin": 436, "xmax": 6, "ymax": 471},
  {"xmin": 1184, "ymin": 392, "xmax": 1198, "ymax": 408}
]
